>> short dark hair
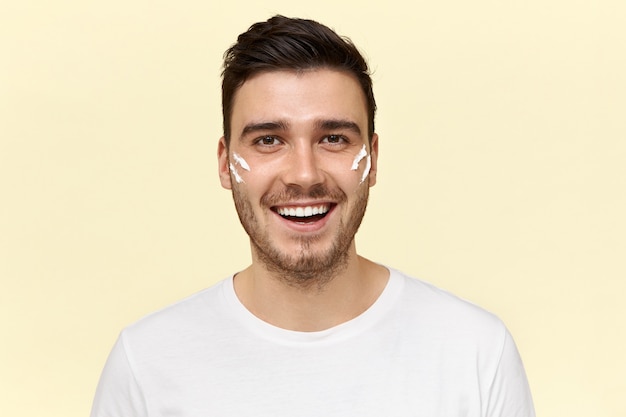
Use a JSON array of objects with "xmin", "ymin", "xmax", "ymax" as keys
[{"xmin": 221, "ymin": 15, "xmax": 376, "ymax": 146}]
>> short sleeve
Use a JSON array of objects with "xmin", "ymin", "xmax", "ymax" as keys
[
  {"xmin": 90, "ymin": 333, "xmax": 148, "ymax": 417},
  {"xmin": 485, "ymin": 329, "xmax": 535, "ymax": 417}
]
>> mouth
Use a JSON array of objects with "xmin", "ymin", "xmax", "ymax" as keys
[{"xmin": 272, "ymin": 203, "xmax": 334, "ymax": 224}]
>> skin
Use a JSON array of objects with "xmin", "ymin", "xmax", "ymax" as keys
[{"xmin": 217, "ymin": 68, "xmax": 389, "ymax": 331}]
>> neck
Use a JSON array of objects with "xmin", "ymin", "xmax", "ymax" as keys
[{"xmin": 233, "ymin": 247, "xmax": 389, "ymax": 332}]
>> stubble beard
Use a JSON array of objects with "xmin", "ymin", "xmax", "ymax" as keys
[{"xmin": 231, "ymin": 183, "xmax": 370, "ymax": 291}]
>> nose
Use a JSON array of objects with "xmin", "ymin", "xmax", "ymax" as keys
[{"xmin": 282, "ymin": 144, "xmax": 325, "ymax": 190}]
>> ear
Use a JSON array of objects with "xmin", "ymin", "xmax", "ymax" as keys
[
  {"xmin": 217, "ymin": 136, "xmax": 232, "ymax": 190},
  {"xmin": 368, "ymin": 133, "xmax": 379, "ymax": 187}
]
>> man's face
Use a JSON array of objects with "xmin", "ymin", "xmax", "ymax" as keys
[{"xmin": 218, "ymin": 69, "xmax": 378, "ymax": 283}]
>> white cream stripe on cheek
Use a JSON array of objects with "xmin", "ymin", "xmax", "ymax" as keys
[
  {"xmin": 351, "ymin": 144, "xmax": 371, "ymax": 184},
  {"xmin": 361, "ymin": 155, "xmax": 371, "ymax": 184},
  {"xmin": 229, "ymin": 163, "xmax": 244, "ymax": 184},
  {"xmin": 232, "ymin": 153, "xmax": 250, "ymax": 171},
  {"xmin": 351, "ymin": 145, "xmax": 367, "ymax": 170},
  {"xmin": 229, "ymin": 153, "xmax": 250, "ymax": 184}
]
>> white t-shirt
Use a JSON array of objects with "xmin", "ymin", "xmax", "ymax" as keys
[{"xmin": 91, "ymin": 268, "xmax": 535, "ymax": 417}]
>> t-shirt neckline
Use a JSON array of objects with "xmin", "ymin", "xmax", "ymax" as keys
[{"xmin": 221, "ymin": 266, "xmax": 404, "ymax": 346}]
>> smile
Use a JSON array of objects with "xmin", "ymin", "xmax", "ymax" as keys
[{"xmin": 273, "ymin": 204, "xmax": 333, "ymax": 222}]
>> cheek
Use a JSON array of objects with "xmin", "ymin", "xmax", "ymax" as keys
[
  {"xmin": 354, "ymin": 155, "xmax": 372, "ymax": 184},
  {"xmin": 229, "ymin": 163, "xmax": 245, "ymax": 184},
  {"xmin": 229, "ymin": 153, "xmax": 251, "ymax": 184},
  {"xmin": 347, "ymin": 146, "xmax": 372, "ymax": 185},
  {"xmin": 236, "ymin": 164, "xmax": 277, "ymax": 196},
  {"xmin": 322, "ymin": 161, "xmax": 366, "ymax": 193},
  {"xmin": 235, "ymin": 152, "xmax": 368, "ymax": 190}
]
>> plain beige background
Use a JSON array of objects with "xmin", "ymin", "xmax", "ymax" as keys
[{"xmin": 2, "ymin": 0, "xmax": 625, "ymax": 416}]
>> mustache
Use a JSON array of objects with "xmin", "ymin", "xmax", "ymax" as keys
[{"xmin": 261, "ymin": 184, "xmax": 346, "ymax": 207}]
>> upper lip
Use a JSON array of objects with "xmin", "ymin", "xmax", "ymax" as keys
[{"xmin": 272, "ymin": 200, "xmax": 334, "ymax": 208}]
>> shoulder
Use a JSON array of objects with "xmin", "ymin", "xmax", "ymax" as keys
[
  {"xmin": 388, "ymin": 268, "xmax": 508, "ymax": 345},
  {"xmin": 119, "ymin": 277, "xmax": 232, "ymax": 347}
]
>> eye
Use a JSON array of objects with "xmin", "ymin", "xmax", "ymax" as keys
[
  {"xmin": 321, "ymin": 134, "xmax": 348, "ymax": 145},
  {"xmin": 255, "ymin": 135, "xmax": 281, "ymax": 146}
]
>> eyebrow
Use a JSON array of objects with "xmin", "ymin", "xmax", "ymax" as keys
[
  {"xmin": 240, "ymin": 121, "xmax": 289, "ymax": 139},
  {"xmin": 316, "ymin": 119, "xmax": 362, "ymax": 136}
]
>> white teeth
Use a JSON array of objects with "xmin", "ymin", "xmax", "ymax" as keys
[{"xmin": 277, "ymin": 205, "xmax": 329, "ymax": 217}]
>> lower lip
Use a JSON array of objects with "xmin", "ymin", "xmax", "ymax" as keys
[{"xmin": 273, "ymin": 206, "xmax": 335, "ymax": 233}]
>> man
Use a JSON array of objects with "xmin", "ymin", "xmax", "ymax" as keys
[{"xmin": 91, "ymin": 15, "xmax": 535, "ymax": 416}]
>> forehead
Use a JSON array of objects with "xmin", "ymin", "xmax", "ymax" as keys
[{"xmin": 230, "ymin": 69, "xmax": 368, "ymax": 135}]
